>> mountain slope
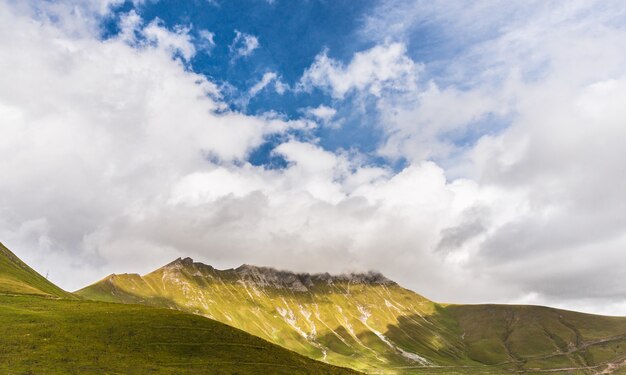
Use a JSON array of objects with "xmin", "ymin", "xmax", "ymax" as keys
[
  {"xmin": 0, "ymin": 241, "xmax": 75, "ymax": 299},
  {"xmin": 0, "ymin": 245, "xmax": 358, "ymax": 374},
  {"xmin": 447, "ymin": 304, "xmax": 626, "ymax": 373},
  {"xmin": 77, "ymin": 258, "xmax": 456, "ymax": 372},
  {"xmin": 0, "ymin": 295, "xmax": 359, "ymax": 374},
  {"xmin": 77, "ymin": 257, "xmax": 626, "ymax": 374}
]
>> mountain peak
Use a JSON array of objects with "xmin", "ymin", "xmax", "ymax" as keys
[
  {"xmin": 163, "ymin": 257, "xmax": 199, "ymax": 271},
  {"xmin": 170, "ymin": 257, "xmax": 194, "ymax": 265}
]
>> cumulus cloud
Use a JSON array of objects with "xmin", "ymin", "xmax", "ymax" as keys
[
  {"xmin": 230, "ymin": 30, "xmax": 259, "ymax": 58},
  {"xmin": 0, "ymin": 1, "xmax": 306, "ymax": 288},
  {"xmin": 232, "ymin": 72, "xmax": 289, "ymax": 109},
  {"xmin": 249, "ymin": 72, "xmax": 287, "ymax": 97},
  {"xmin": 142, "ymin": 20, "xmax": 196, "ymax": 61},
  {"xmin": 116, "ymin": 11, "xmax": 197, "ymax": 61},
  {"xmin": 357, "ymin": 0, "xmax": 626, "ymax": 313},
  {"xmin": 299, "ymin": 43, "xmax": 420, "ymax": 99},
  {"xmin": 306, "ymin": 105, "xmax": 336, "ymax": 123},
  {"xmin": 197, "ymin": 29, "xmax": 216, "ymax": 54}
]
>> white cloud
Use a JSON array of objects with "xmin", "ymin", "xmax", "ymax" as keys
[
  {"xmin": 306, "ymin": 105, "xmax": 336, "ymax": 122},
  {"xmin": 354, "ymin": 0, "xmax": 626, "ymax": 313},
  {"xmin": 198, "ymin": 29, "xmax": 216, "ymax": 54},
  {"xmin": 118, "ymin": 9, "xmax": 142, "ymax": 43},
  {"xmin": 299, "ymin": 43, "xmax": 420, "ymax": 99},
  {"xmin": 230, "ymin": 30, "xmax": 259, "ymax": 58},
  {"xmin": 233, "ymin": 72, "xmax": 289, "ymax": 109},
  {"xmin": 4, "ymin": 0, "xmax": 626, "ymax": 317},
  {"xmin": 249, "ymin": 72, "xmax": 287, "ymax": 97},
  {"xmin": 142, "ymin": 19, "xmax": 196, "ymax": 61},
  {"xmin": 0, "ymin": 1, "xmax": 306, "ymax": 288},
  {"xmin": 11, "ymin": 0, "xmax": 124, "ymax": 36},
  {"xmin": 117, "ymin": 11, "xmax": 197, "ymax": 61},
  {"xmin": 377, "ymin": 81, "xmax": 504, "ymax": 163},
  {"xmin": 249, "ymin": 72, "xmax": 275, "ymax": 96}
]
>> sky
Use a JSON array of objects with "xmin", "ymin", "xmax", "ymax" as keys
[{"xmin": 2, "ymin": 0, "xmax": 626, "ymax": 315}]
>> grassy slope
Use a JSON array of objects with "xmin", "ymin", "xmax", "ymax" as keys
[
  {"xmin": 444, "ymin": 304, "xmax": 626, "ymax": 374},
  {"xmin": 0, "ymin": 241, "xmax": 75, "ymax": 299},
  {"xmin": 76, "ymin": 259, "xmax": 626, "ymax": 374},
  {"xmin": 77, "ymin": 260, "xmax": 462, "ymax": 372},
  {"xmin": 0, "ymin": 244, "xmax": 358, "ymax": 375},
  {"xmin": 0, "ymin": 295, "xmax": 359, "ymax": 375}
]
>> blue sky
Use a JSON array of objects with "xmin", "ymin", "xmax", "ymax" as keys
[
  {"xmin": 101, "ymin": 0, "xmax": 484, "ymax": 171},
  {"xmin": 4, "ymin": 0, "xmax": 626, "ymax": 314}
]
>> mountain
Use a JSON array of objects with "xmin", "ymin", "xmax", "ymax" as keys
[
  {"xmin": 0, "ymin": 241, "xmax": 75, "ymax": 299},
  {"xmin": 77, "ymin": 257, "xmax": 626, "ymax": 374},
  {"xmin": 0, "ymin": 244, "xmax": 358, "ymax": 374}
]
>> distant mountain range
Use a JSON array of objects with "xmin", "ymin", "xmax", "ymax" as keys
[{"xmin": 77, "ymin": 256, "xmax": 626, "ymax": 374}]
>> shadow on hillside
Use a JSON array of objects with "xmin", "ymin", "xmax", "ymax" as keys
[{"xmin": 319, "ymin": 304, "xmax": 626, "ymax": 374}]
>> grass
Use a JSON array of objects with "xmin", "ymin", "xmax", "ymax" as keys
[
  {"xmin": 445, "ymin": 304, "xmax": 626, "ymax": 374},
  {"xmin": 0, "ymin": 295, "xmax": 359, "ymax": 374}
]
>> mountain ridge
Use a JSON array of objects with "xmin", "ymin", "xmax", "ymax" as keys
[
  {"xmin": 77, "ymin": 256, "xmax": 626, "ymax": 374},
  {"xmin": 167, "ymin": 256, "xmax": 397, "ymax": 289}
]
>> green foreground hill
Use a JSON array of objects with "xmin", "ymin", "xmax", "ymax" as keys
[
  {"xmin": 0, "ymin": 242, "xmax": 75, "ymax": 299},
  {"xmin": 0, "ymin": 243, "xmax": 358, "ymax": 374},
  {"xmin": 77, "ymin": 257, "xmax": 626, "ymax": 374}
]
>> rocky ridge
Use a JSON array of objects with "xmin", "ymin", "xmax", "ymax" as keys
[{"xmin": 163, "ymin": 257, "xmax": 395, "ymax": 292}]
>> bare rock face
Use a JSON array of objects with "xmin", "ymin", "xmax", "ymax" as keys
[
  {"xmin": 233, "ymin": 264, "xmax": 395, "ymax": 292},
  {"xmin": 234, "ymin": 264, "xmax": 311, "ymax": 292}
]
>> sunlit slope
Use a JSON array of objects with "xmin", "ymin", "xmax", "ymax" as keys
[
  {"xmin": 0, "ymin": 242, "xmax": 75, "ymax": 299},
  {"xmin": 77, "ymin": 258, "xmax": 626, "ymax": 374},
  {"xmin": 77, "ymin": 258, "xmax": 462, "ymax": 372},
  {"xmin": 0, "ymin": 295, "xmax": 359, "ymax": 375}
]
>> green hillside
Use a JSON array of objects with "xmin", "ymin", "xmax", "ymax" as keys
[
  {"xmin": 0, "ymin": 295, "xmax": 359, "ymax": 374},
  {"xmin": 77, "ymin": 258, "xmax": 626, "ymax": 374},
  {"xmin": 0, "ymin": 245, "xmax": 359, "ymax": 374},
  {"xmin": 0, "ymin": 241, "xmax": 75, "ymax": 299},
  {"xmin": 446, "ymin": 304, "xmax": 626, "ymax": 373}
]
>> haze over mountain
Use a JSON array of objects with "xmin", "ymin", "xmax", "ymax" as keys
[{"xmin": 78, "ymin": 257, "xmax": 626, "ymax": 374}]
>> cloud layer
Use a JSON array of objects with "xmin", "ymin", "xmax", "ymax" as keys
[{"xmin": 2, "ymin": 0, "xmax": 626, "ymax": 315}]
